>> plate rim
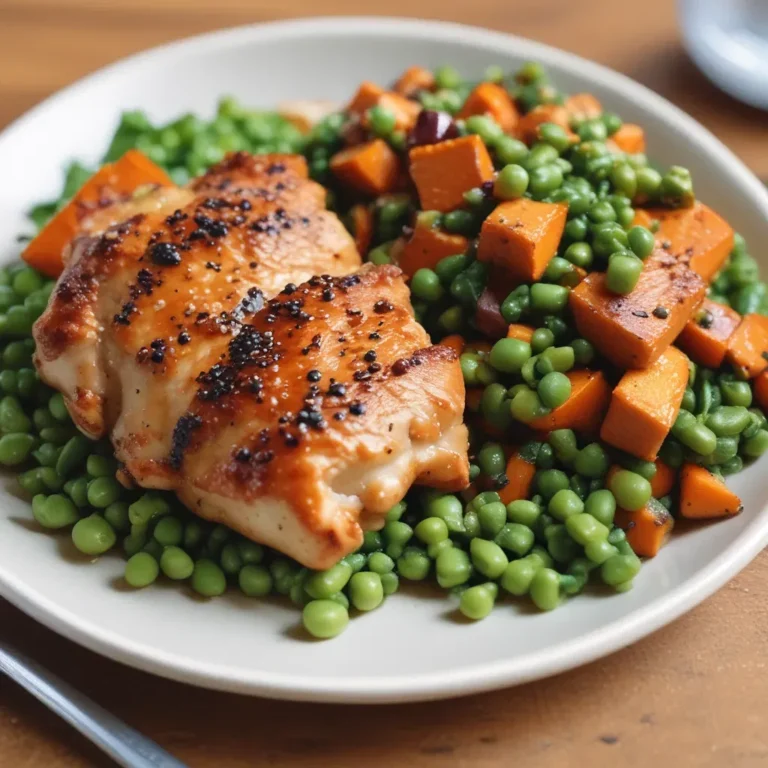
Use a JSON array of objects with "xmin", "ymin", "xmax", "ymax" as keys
[{"xmin": 2, "ymin": 15, "xmax": 768, "ymax": 704}]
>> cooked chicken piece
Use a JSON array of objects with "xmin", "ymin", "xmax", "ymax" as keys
[
  {"xmin": 34, "ymin": 153, "xmax": 361, "ymax": 488},
  {"xmin": 173, "ymin": 264, "xmax": 469, "ymax": 568}
]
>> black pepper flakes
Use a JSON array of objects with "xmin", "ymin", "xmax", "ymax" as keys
[
  {"xmin": 363, "ymin": 350, "xmax": 377, "ymax": 363},
  {"xmin": 652, "ymin": 306, "xmax": 669, "ymax": 319},
  {"xmin": 235, "ymin": 448, "xmax": 251, "ymax": 462},
  {"xmin": 349, "ymin": 401, "xmax": 366, "ymax": 416},
  {"xmin": 148, "ymin": 242, "xmax": 182, "ymax": 266},
  {"xmin": 307, "ymin": 369, "xmax": 322, "ymax": 382}
]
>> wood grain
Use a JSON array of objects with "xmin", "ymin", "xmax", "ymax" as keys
[{"xmin": 1, "ymin": 1, "xmax": 767, "ymax": 766}]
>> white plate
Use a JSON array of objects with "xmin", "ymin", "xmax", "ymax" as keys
[{"xmin": 1, "ymin": 17, "xmax": 767, "ymax": 704}]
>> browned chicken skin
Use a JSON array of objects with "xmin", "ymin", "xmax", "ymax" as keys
[{"xmin": 33, "ymin": 152, "xmax": 469, "ymax": 568}]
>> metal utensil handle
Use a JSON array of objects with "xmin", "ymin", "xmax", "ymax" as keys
[{"xmin": 0, "ymin": 639, "xmax": 188, "ymax": 768}]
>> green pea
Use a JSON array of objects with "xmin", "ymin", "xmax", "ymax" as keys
[
  {"xmin": 606, "ymin": 253, "xmax": 643, "ymax": 294},
  {"xmin": 367, "ymin": 245, "xmax": 391, "ymax": 266},
  {"xmin": 601, "ymin": 554, "xmax": 642, "ymax": 587},
  {"xmin": 125, "ymin": 552, "xmax": 160, "ymax": 588},
  {"xmin": 544, "ymin": 430, "xmax": 576, "ymax": 467},
  {"xmin": 128, "ymin": 493, "xmax": 170, "ymax": 527},
  {"xmin": 584, "ymin": 489, "xmax": 617, "ymax": 527},
  {"xmin": 676, "ymin": 421, "xmax": 718, "ymax": 456},
  {"xmin": 303, "ymin": 599, "xmax": 349, "ymax": 639},
  {"xmin": 494, "ymin": 136, "xmax": 529, "ymax": 166},
  {"xmin": 503, "ymin": 500, "xmax": 539, "ymax": 529},
  {"xmin": 510, "ymin": 387, "xmax": 551, "ymax": 423},
  {"xmin": 608, "ymin": 470, "xmax": 651, "ymax": 511},
  {"xmin": 31, "ymin": 493, "xmax": 79, "ymax": 529},
  {"xmin": 478, "ymin": 442, "xmax": 506, "ymax": 477},
  {"xmin": 385, "ymin": 500, "xmax": 407, "ymax": 522},
  {"xmin": 17, "ymin": 467, "xmax": 46, "ymax": 496},
  {"xmin": 481, "ymin": 383, "xmax": 512, "ymax": 429},
  {"xmin": 569, "ymin": 339, "xmax": 594, "ymax": 368},
  {"xmin": 102, "ymin": 501, "xmax": 129, "ymax": 533},
  {"xmin": 530, "ymin": 283, "xmax": 569, "ymax": 313},
  {"xmin": 348, "ymin": 571, "xmax": 384, "ymax": 611},
  {"xmin": 660, "ymin": 166, "xmax": 694, "ymax": 207},
  {"xmin": 380, "ymin": 572, "xmax": 400, "ymax": 595},
  {"xmin": 426, "ymin": 495, "xmax": 465, "ymax": 533},
  {"xmin": 32, "ymin": 442, "xmax": 61, "ymax": 468},
  {"xmin": 0, "ymin": 370, "xmax": 18, "ymax": 395},
  {"xmin": 460, "ymin": 584, "xmax": 496, "ymax": 620},
  {"xmin": 63, "ymin": 476, "xmax": 89, "ymax": 508},
  {"xmin": 529, "ymin": 567, "xmax": 561, "ymax": 610},
  {"xmin": 499, "ymin": 559, "xmax": 535, "ymax": 597},
  {"xmin": 305, "ymin": 561, "xmax": 352, "ymax": 599},
  {"xmin": 86, "ymin": 476, "xmax": 122, "ymax": 508},
  {"xmin": 48, "ymin": 392, "xmax": 69, "ymax": 422},
  {"xmin": 397, "ymin": 547, "xmax": 431, "ymax": 581},
  {"xmin": 153, "ymin": 515, "xmax": 183, "ymax": 547},
  {"xmin": 436, "ymin": 547, "xmax": 472, "ymax": 588},
  {"xmin": 0, "ymin": 433, "xmax": 35, "ymax": 465},
  {"xmin": 528, "ymin": 328, "xmax": 553, "ymax": 354},
  {"xmin": 537, "ymin": 469, "xmax": 570, "ymax": 500},
  {"xmin": 192, "ymin": 559, "xmax": 227, "ymax": 597},
  {"xmin": 0, "ymin": 395, "xmax": 31, "ymax": 433},
  {"xmin": 721, "ymin": 456, "xmax": 744, "ymax": 475},
  {"xmin": 706, "ymin": 406, "xmax": 751, "ymax": 437},
  {"xmin": 535, "ymin": 442, "xmax": 556, "ymax": 470},
  {"xmin": 71, "ymin": 514, "xmax": 116, "ymax": 555},
  {"xmin": 548, "ymin": 489, "xmax": 584, "ymax": 521},
  {"xmin": 528, "ymin": 164, "xmax": 564, "ymax": 197},
  {"xmin": 525, "ymin": 143, "xmax": 559, "ymax": 170},
  {"xmin": 494, "ymin": 522, "xmax": 535, "ymax": 556},
  {"xmin": 382, "ymin": 520, "xmax": 413, "ymax": 557},
  {"xmin": 584, "ymin": 538, "xmax": 618, "ymax": 565},
  {"xmin": 545, "ymin": 524, "xmax": 580, "ymax": 563},
  {"xmin": 489, "ymin": 338, "xmax": 532, "ymax": 374},
  {"xmin": 367, "ymin": 105, "xmax": 396, "ymax": 136},
  {"xmin": 494, "ymin": 163, "xmax": 529, "ymax": 200},
  {"xmin": 588, "ymin": 200, "xmax": 617, "ymax": 224},
  {"xmin": 537, "ymin": 371, "xmax": 571, "ymax": 409},
  {"xmin": 237, "ymin": 540, "xmax": 264, "ymax": 565},
  {"xmin": 469, "ymin": 538, "xmax": 509, "ymax": 579},
  {"xmin": 565, "ymin": 513, "xmax": 609, "ymax": 546},
  {"xmin": 564, "ymin": 217, "xmax": 589, "ymax": 243},
  {"xmin": 478, "ymin": 501, "xmax": 507, "ymax": 537},
  {"xmin": 743, "ymin": 430, "xmax": 768, "ymax": 458},
  {"xmin": 720, "ymin": 380, "xmax": 752, "ymax": 408},
  {"xmin": 435, "ymin": 253, "xmax": 470, "ymax": 285},
  {"xmin": 410, "ymin": 268, "xmax": 444, "ymax": 303},
  {"xmin": 610, "ymin": 163, "xmax": 637, "ymax": 198},
  {"xmin": 465, "ymin": 114, "xmax": 504, "ymax": 144},
  {"xmin": 39, "ymin": 426, "xmax": 76, "ymax": 445},
  {"xmin": 573, "ymin": 443, "xmax": 609, "ymax": 479},
  {"xmin": 707, "ymin": 436, "xmax": 739, "ymax": 464},
  {"xmin": 361, "ymin": 530, "xmax": 383, "ymax": 553},
  {"xmin": 234, "ymin": 564, "xmax": 271, "ymax": 597},
  {"xmin": 160, "ymin": 546, "xmax": 195, "ymax": 580},
  {"xmin": 541, "ymin": 345, "xmax": 575, "ymax": 372},
  {"xmin": 368, "ymin": 552, "xmax": 395, "ymax": 574},
  {"xmin": 55, "ymin": 436, "xmax": 91, "ymax": 478},
  {"xmin": 414, "ymin": 517, "xmax": 449, "ymax": 546},
  {"xmin": 86, "ymin": 454, "xmax": 116, "ymax": 478},
  {"xmin": 443, "ymin": 209, "xmax": 477, "ymax": 236},
  {"xmin": 627, "ymin": 225, "xmax": 655, "ymax": 259}
]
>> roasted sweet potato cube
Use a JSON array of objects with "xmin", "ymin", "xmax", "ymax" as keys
[
  {"xmin": 755, "ymin": 371, "xmax": 768, "ymax": 412},
  {"xmin": 409, "ymin": 135, "xmax": 495, "ymax": 212},
  {"xmin": 477, "ymin": 199, "xmax": 567, "ymax": 283},
  {"xmin": 727, "ymin": 313, "xmax": 768, "ymax": 378},
  {"xmin": 528, "ymin": 369, "xmax": 610, "ymax": 434},
  {"xmin": 650, "ymin": 460, "xmax": 676, "ymax": 499},
  {"xmin": 330, "ymin": 139, "xmax": 400, "ymax": 196},
  {"xmin": 570, "ymin": 251, "xmax": 706, "ymax": 369},
  {"xmin": 506, "ymin": 324, "xmax": 535, "ymax": 343},
  {"xmin": 564, "ymin": 93, "xmax": 603, "ymax": 122},
  {"xmin": 679, "ymin": 464, "xmax": 742, "ymax": 519},
  {"xmin": 600, "ymin": 346, "xmax": 689, "ymax": 461},
  {"xmin": 615, "ymin": 498, "xmax": 674, "ymax": 557},
  {"xmin": 516, "ymin": 104, "xmax": 578, "ymax": 145},
  {"xmin": 459, "ymin": 82, "xmax": 519, "ymax": 133},
  {"xmin": 393, "ymin": 66, "xmax": 435, "ymax": 97},
  {"xmin": 607, "ymin": 123, "xmax": 646, "ymax": 154},
  {"xmin": 677, "ymin": 299, "xmax": 741, "ymax": 369},
  {"xmin": 499, "ymin": 451, "xmax": 537, "ymax": 505},
  {"xmin": 640, "ymin": 202, "xmax": 734, "ymax": 282},
  {"xmin": 390, "ymin": 219, "xmax": 468, "ymax": 277},
  {"xmin": 346, "ymin": 81, "xmax": 420, "ymax": 131}
]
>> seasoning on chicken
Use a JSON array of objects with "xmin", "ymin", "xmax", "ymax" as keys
[
  {"xmin": 33, "ymin": 153, "xmax": 361, "ymax": 488},
  {"xmin": 174, "ymin": 264, "xmax": 469, "ymax": 568}
]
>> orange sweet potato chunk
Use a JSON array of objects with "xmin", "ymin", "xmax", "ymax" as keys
[
  {"xmin": 346, "ymin": 81, "xmax": 420, "ymax": 131},
  {"xmin": 600, "ymin": 346, "xmax": 689, "ymax": 461},
  {"xmin": 409, "ymin": 135, "xmax": 494, "ymax": 212},
  {"xmin": 650, "ymin": 460, "xmax": 676, "ymax": 499},
  {"xmin": 677, "ymin": 299, "xmax": 741, "ymax": 369},
  {"xmin": 439, "ymin": 334, "xmax": 465, "ymax": 355},
  {"xmin": 23, "ymin": 150, "xmax": 173, "ymax": 278},
  {"xmin": 615, "ymin": 498, "xmax": 674, "ymax": 557},
  {"xmin": 607, "ymin": 123, "xmax": 646, "ymax": 154},
  {"xmin": 459, "ymin": 82, "xmax": 519, "ymax": 133},
  {"xmin": 499, "ymin": 452, "xmax": 537, "ymax": 505},
  {"xmin": 390, "ymin": 220, "xmax": 468, "ymax": 277},
  {"xmin": 330, "ymin": 139, "xmax": 400, "ymax": 196},
  {"xmin": 477, "ymin": 199, "xmax": 567, "ymax": 283},
  {"xmin": 727, "ymin": 314, "xmax": 768, "ymax": 378},
  {"xmin": 506, "ymin": 324, "xmax": 536, "ymax": 343},
  {"xmin": 570, "ymin": 251, "xmax": 706, "ymax": 369},
  {"xmin": 516, "ymin": 104, "xmax": 578, "ymax": 145},
  {"xmin": 679, "ymin": 464, "xmax": 742, "ymax": 519},
  {"xmin": 349, "ymin": 204, "xmax": 373, "ymax": 256},
  {"xmin": 564, "ymin": 93, "xmax": 603, "ymax": 122},
  {"xmin": 393, "ymin": 66, "xmax": 435, "ymax": 97},
  {"xmin": 529, "ymin": 369, "xmax": 610, "ymax": 434},
  {"xmin": 641, "ymin": 202, "xmax": 734, "ymax": 282}
]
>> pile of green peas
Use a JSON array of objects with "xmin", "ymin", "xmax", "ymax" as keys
[{"xmin": 10, "ymin": 64, "xmax": 768, "ymax": 641}]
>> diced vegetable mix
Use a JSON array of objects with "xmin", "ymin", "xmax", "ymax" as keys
[{"xmin": 8, "ymin": 62, "xmax": 768, "ymax": 639}]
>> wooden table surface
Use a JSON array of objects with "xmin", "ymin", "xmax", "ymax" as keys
[{"xmin": 1, "ymin": 1, "xmax": 767, "ymax": 766}]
